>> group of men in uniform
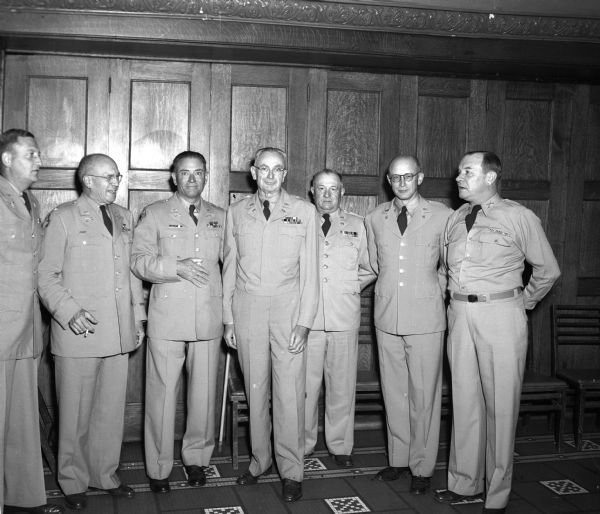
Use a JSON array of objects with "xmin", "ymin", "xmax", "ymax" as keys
[{"xmin": 0, "ymin": 126, "xmax": 560, "ymax": 514}]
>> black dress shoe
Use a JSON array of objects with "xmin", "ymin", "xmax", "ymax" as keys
[
  {"xmin": 4, "ymin": 505, "xmax": 65, "ymax": 514},
  {"xmin": 185, "ymin": 465, "xmax": 207, "ymax": 487},
  {"xmin": 105, "ymin": 484, "xmax": 135, "ymax": 498},
  {"xmin": 410, "ymin": 475, "xmax": 431, "ymax": 494},
  {"xmin": 372, "ymin": 466, "xmax": 410, "ymax": 481},
  {"xmin": 64, "ymin": 493, "xmax": 87, "ymax": 511},
  {"xmin": 434, "ymin": 489, "xmax": 483, "ymax": 504},
  {"xmin": 483, "ymin": 508, "xmax": 506, "ymax": 513},
  {"xmin": 282, "ymin": 478, "xmax": 302, "ymax": 502},
  {"xmin": 332, "ymin": 454, "xmax": 354, "ymax": 467},
  {"xmin": 149, "ymin": 478, "xmax": 170, "ymax": 494},
  {"xmin": 236, "ymin": 466, "xmax": 272, "ymax": 486}
]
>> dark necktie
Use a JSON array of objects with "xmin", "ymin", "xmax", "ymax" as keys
[
  {"xmin": 397, "ymin": 206, "xmax": 408, "ymax": 235},
  {"xmin": 22, "ymin": 192, "xmax": 32, "ymax": 216},
  {"xmin": 263, "ymin": 200, "xmax": 271, "ymax": 220},
  {"xmin": 189, "ymin": 204, "xmax": 198, "ymax": 225},
  {"xmin": 322, "ymin": 213, "xmax": 331, "ymax": 236},
  {"xmin": 465, "ymin": 204, "xmax": 482, "ymax": 232},
  {"xmin": 99, "ymin": 205, "xmax": 113, "ymax": 235}
]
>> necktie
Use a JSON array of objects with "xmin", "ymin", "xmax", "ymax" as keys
[
  {"xmin": 22, "ymin": 192, "xmax": 32, "ymax": 216},
  {"xmin": 99, "ymin": 205, "xmax": 113, "ymax": 235},
  {"xmin": 322, "ymin": 213, "xmax": 331, "ymax": 236},
  {"xmin": 397, "ymin": 206, "xmax": 408, "ymax": 235},
  {"xmin": 189, "ymin": 204, "xmax": 198, "ymax": 225},
  {"xmin": 465, "ymin": 204, "xmax": 481, "ymax": 232},
  {"xmin": 263, "ymin": 200, "xmax": 271, "ymax": 220}
]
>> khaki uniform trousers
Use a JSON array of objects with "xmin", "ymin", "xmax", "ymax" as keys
[
  {"xmin": 305, "ymin": 329, "xmax": 358, "ymax": 456},
  {"xmin": 234, "ymin": 289, "xmax": 307, "ymax": 482},
  {"xmin": 376, "ymin": 329, "xmax": 443, "ymax": 478},
  {"xmin": 145, "ymin": 337, "xmax": 220, "ymax": 479},
  {"xmin": 55, "ymin": 354, "xmax": 128, "ymax": 495},
  {"xmin": 1, "ymin": 358, "xmax": 46, "ymax": 508},
  {"xmin": 446, "ymin": 295, "xmax": 528, "ymax": 510}
]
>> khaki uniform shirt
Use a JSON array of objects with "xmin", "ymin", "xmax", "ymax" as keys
[
  {"xmin": 131, "ymin": 194, "xmax": 225, "ymax": 341},
  {"xmin": 312, "ymin": 209, "xmax": 375, "ymax": 331},
  {"xmin": 38, "ymin": 194, "xmax": 146, "ymax": 357},
  {"xmin": 0, "ymin": 176, "xmax": 44, "ymax": 360},
  {"xmin": 222, "ymin": 188, "xmax": 319, "ymax": 328},
  {"xmin": 444, "ymin": 194, "xmax": 560, "ymax": 309},
  {"xmin": 365, "ymin": 196, "xmax": 452, "ymax": 335}
]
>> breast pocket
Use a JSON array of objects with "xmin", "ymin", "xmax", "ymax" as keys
[
  {"xmin": 333, "ymin": 237, "xmax": 359, "ymax": 271},
  {"xmin": 68, "ymin": 235, "xmax": 104, "ymax": 272},
  {"xmin": 279, "ymin": 224, "xmax": 304, "ymax": 259},
  {"xmin": 158, "ymin": 228, "xmax": 186, "ymax": 255}
]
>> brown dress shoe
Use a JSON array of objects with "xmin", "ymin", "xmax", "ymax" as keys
[
  {"xmin": 373, "ymin": 466, "xmax": 410, "ymax": 481},
  {"xmin": 64, "ymin": 493, "xmax": 87, "ymax": 511},
  {"xmin": 185, "ymin": 465, "xmax": 207, "ymax": 487},
  {"xmin": 236, "ymin": 466, "xmax": 272, "ymax": 486},
  {"xmin": 105, "ymin": 484, "xmax": 135, "ymax": 498},
  {"xmin": 4, "ymin": 505, "xmax": 65, "ymax": 514},
  {"xmin": 149, "ymin": 478, "xmax": 170, "ymax": 494},
  {"xmin": 332, "ymin": 454, "xmax": 354, "ymax": 467},
  {"xmin": 410, "ymin": 475, "xmax": 431, "ymax": 494},
  {"xmin": 282, "ymin": 479, "xmax": 302, "ymax": 502},
  {"xmin": 434, "ymin": 489, "xmax": 483, "ymax": 504}
]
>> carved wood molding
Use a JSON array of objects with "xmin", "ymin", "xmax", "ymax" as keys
[{"xmin": 2, "ymin": 0, "xmax": 599, "ymax": 42}]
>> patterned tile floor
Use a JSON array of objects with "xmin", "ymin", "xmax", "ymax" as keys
[{"xmin": 40, "ymin": 430, "xmax": 600, "ymax": 514}]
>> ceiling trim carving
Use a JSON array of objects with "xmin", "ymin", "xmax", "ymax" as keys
[{"xmin": 2, "ymin": 0, "xmax": 599, "ymax": 42}]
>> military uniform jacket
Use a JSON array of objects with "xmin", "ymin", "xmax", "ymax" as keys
[
  {"xmin": 312, "ymin": 209, "xmax": 375, "ymax": 332},
  {"xmin": 131, "ymin": 194, "xmax": 225, "ymax": 341},
  {"xmin": 0, "ymin": 176, "xmax": 44, "ymax": 360},
  {"xmin": 365, "ymin": 197, "xmax": 452, "ymax": 335},
  {"xmin": 222, "ymin": 188, "xmax": 320, "ymax": 328},
  {"xmin": 38, "ymin": 194, "xmax": 145, "ymax": 358}
]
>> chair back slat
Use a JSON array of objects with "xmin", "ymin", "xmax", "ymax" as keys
[{"xmin": 551, "ymin": 305, "xmax": 600, "ymax": 374}]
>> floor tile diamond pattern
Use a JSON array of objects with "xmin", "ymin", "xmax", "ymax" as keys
[
  {"xmin": 305, "ymin": 457, "xmax": 328, "ymax": 471},
  {"xmin": 325, "ymin": 496, "xmax": 371, "ymax": 513},
  {"xmin": 564, "ymin": 439, "xmax": 600, "ymax": 451},
  {"xmin": 204, "ymin": 507, "xmax": 244, "ymax": 514},
  {"xmin": 540, "ymin": 479, "xmax": 589, "ymax": 495}
]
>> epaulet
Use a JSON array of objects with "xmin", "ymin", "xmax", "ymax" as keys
[
  {"xmin": 229, "ymin": 193, "xmax": 252, "ymax": 206},
  {"xmin": 342, "ymin": 209, "xmax": 365, "ymax": 220}
]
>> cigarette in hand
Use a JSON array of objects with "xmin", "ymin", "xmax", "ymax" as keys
[{"xmin": 84, "ymin": 330, "xmax": 89, "ymax": 338}]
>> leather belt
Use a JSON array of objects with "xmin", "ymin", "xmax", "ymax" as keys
[{"xmin": 450, "ymin": 287, "xmax": 522, "ymax": 303}]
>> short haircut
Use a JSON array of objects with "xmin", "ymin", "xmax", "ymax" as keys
[
  {"xmin": 0, "ymin": 129, "xmax": 36, "ymax": 171},
  {"xmin": 254, "ymin": 147, "xmax": 287, "ymax": 168},
  {"xmin": 311, "ymin": 168, "xmax": 343, "ymax": 187},
  {"xmin": 387, "ymin": 155, "xmax": 421, "ymax": 175},
  {"xmin": 171, "ymin": 151, "xmax": 207, "ymax": 173},
  {"xmin": 76, "ymin": 154, "xmax": 115, "ymax": 184},
  {"xmin": 464, "ymin": 151, "xmax": 502, "ymax": 178}
]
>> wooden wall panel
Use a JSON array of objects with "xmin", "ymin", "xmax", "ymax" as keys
[
  {"xmin": 230, "ymin": 86, "xmax": 287, "ymax": 172},
  {"xmin": 416, "ymin": 95, "xmax": 468, "ymax": 179},
  {"xmin": 502, "ymin": 99, "xmax": 552, "ymax": 181},
  {"xmin": 326, "ymin": 90, "xmax": 380, "ymax": 176},
  {"xmin": 30, "ymin": 190, "xmax": 78, "ymax": 220},
  {"xmin": 580, "ymin": 202, "xmax": 600, "ymax": 276},
  {"xmin": 130, "ymin": 81, "xmax": 190, "ymax": 170},
  {"xmin": 28, "ymin": 77, "xmax": 87, "ymax": 168},
  {"xmin": 340, "ymin": 195, "xmax": 378, "ymax": 217}
]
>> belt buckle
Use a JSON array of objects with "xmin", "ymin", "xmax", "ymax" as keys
[{"xmin": 467, "ymin": 294, "xmax": 479, "ymax": 303}]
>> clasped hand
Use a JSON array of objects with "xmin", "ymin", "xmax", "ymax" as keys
[{"xmin": 177, "ymin": 257, "xmax": 209, "ymax": 287}]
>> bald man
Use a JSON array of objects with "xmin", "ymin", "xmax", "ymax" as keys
[
  {"xmin": 39, "ymin": 154, "xmax": 146, "ymax": 510},
  {"xmin": 365, "ymin": 155, "xmax": 451, "ymax": 495}
]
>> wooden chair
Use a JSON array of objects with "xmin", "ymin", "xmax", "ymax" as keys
[
  {"xmin": 38, "ymin": 388, "xmax": 57, "ymax": 474},
  {"xmin": 551, "ymin": 304, "xmax": 600, "ymax": 450}
]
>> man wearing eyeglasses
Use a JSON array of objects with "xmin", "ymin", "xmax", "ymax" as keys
[
  {"xmin": 131, "ymin": 151, "xmax": 225, "ymax": 494},
  {"xmin": 365, "ymin": 155, "xmax": 451, "ymax": 495},
  {"xmin": 223, "ymin": 147, "xmax": 319, "ymax": 503},
  {"xmin": 38, "ymin": 154, "xmax": 146, "ymax": 510}
]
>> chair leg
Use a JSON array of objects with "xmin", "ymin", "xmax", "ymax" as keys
[
  {"xmin": 232, "ymin": 399, "xmax": 240, "ymax": 470},
  {"xmin": 556, "ymin": 391, "xmax": 566, "ymax": 453},
  {"xmin": 575, "ymin": 389, "xmax": 585, "ymax": 451}
]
